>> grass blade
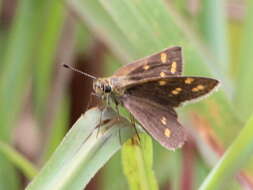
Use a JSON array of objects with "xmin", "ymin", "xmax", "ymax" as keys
[
  {"xmin": 122, "ymin": 133, "xmax": 158, "ymax": 190},
  {"xmin": 34, "ymin": 0, "xmax": 66, "ymax": 118},
  {"xmin": 199, "ymin": 112, "xmax": 253, "ymax": 190},
  {"xmin": 67, "ymin": 0, "xmax": 138, "ymax": 62},
  {"xmin": 200, "ymin": 0, "xmax": 229, "ymax": 72},
  {"xmin": 0, "ymin": 0, "xmax": 48, "ymax": 189},
  {"xmin": 234, "ymin": 1, "xmax": 253, "ymax": 120},
  {"xmin": 0, "ymin": 141, "xmax": 38, "ymax": 179},
  {"xmin": 99, "ymin": 0, "xmax": 229, "ymax": 82},
  {"xmin": 0, "ymin": 0, "xmax": 47, "ymax": 137},
  {"xmin": 42, "ymin": 99, "xmax": 69, "ymax": 161},
  {"xmin": 26, "ymin": 107, "xmax": 133, "ymax": 190}
]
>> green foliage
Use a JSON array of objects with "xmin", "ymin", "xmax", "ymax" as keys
[
  {"xmin": 33, "ymin": 1, "xmax": 66, "ymax": 118},
  {"xmin": 199, "ymin": 113, "xmax": 253, "ymax": 190},
  {"xmin": 26, "ymin": 108, "xmax": 133, "ymax": 190},
  {"xmin": 235, "ymin": 1, "xmax": 253, "ymax": 120},
  {"xmin": 0, "ymin": 0, "xmax": 52, "ymax": 189},
  {"xmin": 122, "ymin": 134, "xmax": 158, "ymax": 190},
  {"xmin": 0, "ymin": 141, "xmax": 38, "ymax": 179}
]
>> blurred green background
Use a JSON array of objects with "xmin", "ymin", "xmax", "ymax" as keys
[{"xmin": 0, "ymin": 0, "xmax": 253, "ymax": 189}]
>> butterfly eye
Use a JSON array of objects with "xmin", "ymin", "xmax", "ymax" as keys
[{"xmin": 104, "ymin": 85, "xmax": 112, "ymax": 93}]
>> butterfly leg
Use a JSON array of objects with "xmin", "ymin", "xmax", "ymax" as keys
[
  {"xmin": 110, "ymin": 94, "xmax": 120, "ymax": 120},
  {"xmin": 86, "ymin": 92, "xmax": 98, "ymax": 111},
  {"xmin": 129, "ymin": 113, "xmax": 141, "ymax": 144},
  {"xmin": 96, "ymin": 95, "xmax": 108, "ymax": 138},
  {"xmin": 96, "ymin": 107, "xmax": 103, "ymax": 138},
  {"xmin": 115, "ymin": 102, "xmax": 121, "ymax": 121},
  {"xmin": 97, "ymin": 94, "xmax": 118, "ymax": 138},
  {"xmin": 106, "ymin": 93, "xmax": 110, "ymax": 106},
  {"xmin": 114, "ymin": 102, "xmax": 124, "ymax": 145},
  {"xmin": 109, "ymin": 95, "xmax": 123, "ymax": 144},
  {"xmin": 118, "ymin": 127, "xmax": 123, "ymax": 145}
]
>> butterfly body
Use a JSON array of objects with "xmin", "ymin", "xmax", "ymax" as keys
[{"xmin": 86, "ymin": 46, "xmax": 219, "ymax": 150}]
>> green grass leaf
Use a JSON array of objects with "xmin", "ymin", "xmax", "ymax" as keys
[
  {"xmin": 199, "ymin": 112, "xmax": 253, "ymax": 190},
  {"xmin": 42, "ymin": 98, "xmax": 69, "ymax": 161},
  {"xmin": 199, "ymin": 0, "xmax": 229, "ymax": 72},
  {"xmin": 67, "ymin": 0, "xmax": 138, "ymax": 62},
  {"xmin": 0, "ymin": 141, "xmax": 38, "ymax": 179},
  {"xmin": 34, "ymin": 0, "xmax": 66, "ymax": 118},
  {"xmin": 234, "ymin": 1, "xmax": 253, "ymax": 120},
  {"xmin": 0, "ymin": 0, "xmax": 50, "ymax": 189},
  {"xmin": 122, "ymin": 133, "xmax": 158, "ymax": 190},
  {"xmin": 26, "ymin": 107, "xmax": 134, "ymax": 190},
  {"xmin": 99, "ymin": 0, "xmax": 229, "ymax": 80},
  {"xmin": 0, "ymin": 0, "xmax": 43, "ymax": 140}
]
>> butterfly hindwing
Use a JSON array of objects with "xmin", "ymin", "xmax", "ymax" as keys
[
  {"xmin": 121, "ymin": 95, "xmax": 187, "ymax": 150},
  {"xmin": 124, "ymin": 76, "xmax": 219, "ymax": 107},
  {"xmin": 114, "ymin": 46, "xmax": 182, "ymax": 78}
]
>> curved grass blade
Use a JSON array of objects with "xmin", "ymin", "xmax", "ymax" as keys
[
  {"xmin": 66, "ymin": 0, "xmax": 138, "ymax": 62},
  {"xmin": 199, "ymin": 112, "xmax": 253, "ymax": 190},
  {"xmin": 26, "ymin": 107, "xmax": 133, "ymax": 190}
]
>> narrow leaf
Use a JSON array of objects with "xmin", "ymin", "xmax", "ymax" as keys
[
  {"xmin": 66, "ymin": 0, "xmax": 138, "ymax": 62},
  {"xmin": 122, "ymin": 133, "xmax": 158, "ymax": 190},
  {"xmin": 234, "ymin": 1, "xmax": 253, "ymax": 120},
  {"xmin": 26, "ymin": 107, "xmax": 133, "ymax": 190},
  {"xmin": 199, "ymin": 112, "xmax": 253, "ymax": 190},
  {"xmin": 0, "ymin": 141, "xmax": 38, "ymax": 179},
  {"xmin": 200, "ymin": 0, "xmax": 229, "ymax": 72}
]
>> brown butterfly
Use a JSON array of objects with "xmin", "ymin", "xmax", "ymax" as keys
[{"xmin": 63, "ymin": 46, "xmax": 219, "ymax": 150}]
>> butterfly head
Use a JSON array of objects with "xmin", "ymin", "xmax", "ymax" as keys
[{"xmin": 93, "ymin": 78, "xmax": 112, "ymax": 95}]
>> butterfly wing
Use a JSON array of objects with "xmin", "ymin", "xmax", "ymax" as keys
[
  {"xmin": 114, "ymin": 46, "xmax": 182, "ymax": 78},
  {"xmin": 124, "ymin": 76, "xmax": 219, "ymax": 107},
  {"xmin": 121, "ymin": 95, "xmax": 187, "ymax": 150}
]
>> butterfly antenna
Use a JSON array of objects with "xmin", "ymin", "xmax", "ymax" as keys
[{"xmin": 62, "ymin": 64, "xmax": 96, "ymax": 80}]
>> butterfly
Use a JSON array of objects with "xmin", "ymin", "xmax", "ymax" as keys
[{"xmin": 63, "ymin": 46, "xmax": 219, "ymax": 150}]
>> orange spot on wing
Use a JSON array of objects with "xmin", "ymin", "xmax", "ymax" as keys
[
  {"xmin": 159, "ymin": 80, "xmax": 167, "ymax": 86},
  {"xmin": 171, "ymin": 87, "xmax": 182, "ymax": 95},
  {"xmin": 192, "ymin": 87, "xmax": 198, "ymax": 92},
  {"xmin": 164, "ymin": 128, "xmax": 171, "ymax": 137},
  {"xmin": 143, "ymin": 65, "xmax": 150, "ymax": 70},
  {"xmin": 192, "ymin": 85, "xmax": 205, "ymax": 92},
  {"xmin": 160, "ymin": 53, "xmax": 167, "ymax": 63},
  {"xmin": 161, "ymin": 116, "xmax": 167, "ymax": 125},
  {"xmin": 197, "ymin": 84, "xmax": 205, "ymax": 90},
  {"xmin": 185, "ymin": 78, "xmax": 194, "ymax": 84},
  {"xmin": 160, "ymin": 72, "xmax": 166, "ymax": 77},
  {"xmin": 171, "ymin": 61, "xmax": 177, "ymax": 74}
]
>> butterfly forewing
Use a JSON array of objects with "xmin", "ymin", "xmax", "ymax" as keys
[
  {"xmin": 114, "ymin": 46, "xmax": 182, "ymax": 78},
  {"xmin": 121, "ymin": 95, "xmax": 187, "ymax": 150},
  {"xmin": 124, "ymin": 76, "xmax": 219, "ymax": 107}
]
